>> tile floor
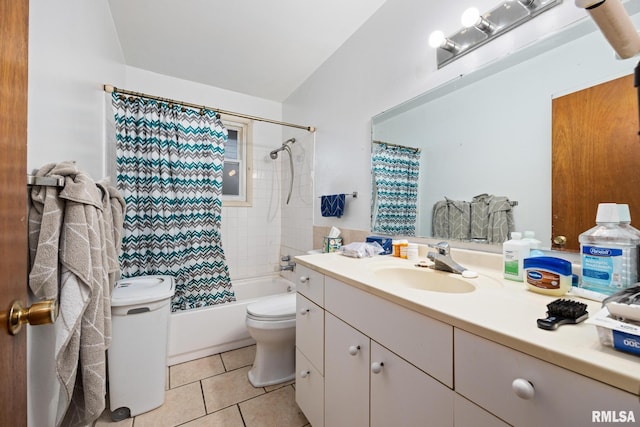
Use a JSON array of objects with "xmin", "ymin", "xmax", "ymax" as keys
[{"xmin": 95, "ymin": 345, "xmax": 310, "ymax": 427}]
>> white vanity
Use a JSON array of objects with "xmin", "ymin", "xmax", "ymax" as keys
[{"xmin": 294, "ymin": 249, "xmax": 640, "ymax": 427}]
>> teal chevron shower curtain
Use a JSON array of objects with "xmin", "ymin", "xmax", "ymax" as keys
[
  {"xmin": 371, "ymin": 143, "xmax": 421, "ymax": 235},
  {"xmin": 112, "ymin": 93, "xmax": 235, "ymax": 311}
]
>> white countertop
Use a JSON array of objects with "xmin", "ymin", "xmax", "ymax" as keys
[{"xmin": 295, "ymin": 248, "xmax": 640, "ymax": 396}]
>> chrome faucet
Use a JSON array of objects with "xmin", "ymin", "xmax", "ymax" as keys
[
  {"xmin": 279, "ymin": 255, "xmax": 296, "ymax": 272},
  {"xmin": 426, "ymin": 242, "xmax": 467, "ymax": 274}
]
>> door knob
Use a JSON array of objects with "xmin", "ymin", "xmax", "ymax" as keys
[
  {"xmin": 553, "ymin": 235, "xmax": 567, "ymax": 247},
  {"xmin": 2, "ymin": 299, "xmax": 58, "ymax": 336}
]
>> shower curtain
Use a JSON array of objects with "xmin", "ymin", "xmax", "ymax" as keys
[
  {"xmin": 112, "ymin": 93, "xmax": 235, "ymax": 311},
  {"xmin": 371, "ymin": 143, "xmax": 421, "ymax": 236}
]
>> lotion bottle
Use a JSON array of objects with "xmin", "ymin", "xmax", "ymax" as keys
[{"xmin": 503, "ymin": 232, "xmax": 530, "ymax": 281}]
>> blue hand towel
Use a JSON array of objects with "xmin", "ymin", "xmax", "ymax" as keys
[{"xmin": 321, "ymin": 194, "xmax": 346, "ymax": 218}]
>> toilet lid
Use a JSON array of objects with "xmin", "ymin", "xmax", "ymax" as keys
[{"xmin": 247, "ymin": 293, "xmax": 296, "ymax": 320}]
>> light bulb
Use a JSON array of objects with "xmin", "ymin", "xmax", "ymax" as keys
[
  {"xmin": 428, "ymin": 30, "xmax": 446, "ymax": 48},
  {"xmin": 461, "ymin": 7, "xmax": 481, "ymax": 28}
]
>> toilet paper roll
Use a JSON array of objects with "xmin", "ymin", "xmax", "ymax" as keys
[{"xmin": 577, "ymin": 0, "xmax": 640, "ymax": 59}]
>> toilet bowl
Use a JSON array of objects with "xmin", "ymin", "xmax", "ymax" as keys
[{"xmin": 245, "ymin": 292, "xmax": 297, "ymax": 387}]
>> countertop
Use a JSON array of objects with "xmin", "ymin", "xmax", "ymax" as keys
[{"xmin": 294, "ymin": 248, "xmax": 640, "ymax": 396}]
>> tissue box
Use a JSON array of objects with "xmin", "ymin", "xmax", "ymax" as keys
[
  {"xmin": 588, "ymin": 307, "xmax": 640, "ymax": 357},
  {"xmin": 366, "ymin": 236, "xmax": 392, "ymax": 255},
  {"xmin": 323, "ymin": 236, "xmax": 343, "ymax": 253}
]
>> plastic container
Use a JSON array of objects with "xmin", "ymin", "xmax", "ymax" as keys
[
  {"xmin": 392, "ymin": 240, "xmax": 400, "ymax": 257},
  {"xmin": 503, "ymin": 232, "xmax": 530, "ymax": 281},
  {"xmin": 399, "ymin": 239, "xmax": 409, "ymax": 259},
  {"xmin": 523, "ymin": 256, "xmax": 572, "ymax": 296},
  {"xmin": 407, "ymin": 243, "xmax": 419, "ymax": 261},
  {"xmin": 579, "ymin": 203, "xmax": 640, "ymax": 297},
  {"xmin": 108, "ymin": 275, "xmax": 176, "ymax": 421}
]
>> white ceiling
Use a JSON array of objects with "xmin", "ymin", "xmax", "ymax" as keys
[{"xmin": 108, "ymin": 0, "xmax": 387, "ymax": 102}]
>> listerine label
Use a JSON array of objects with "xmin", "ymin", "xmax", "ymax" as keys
[{"xmin": 581, "ymin": 245, "xmax": 624, "ymax": 294}]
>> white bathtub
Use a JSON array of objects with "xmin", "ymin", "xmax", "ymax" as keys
[{"xmin": 167, "ymin": 274, "xmax": 295, "ymax": 366}]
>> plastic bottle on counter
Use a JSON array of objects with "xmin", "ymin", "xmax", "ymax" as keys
[
  {"xmin": 503, "ymin": 232, "xmax": 530, "ymax": 281},
  {"xmin": 399, "ymin": 240, "xmax": 409, "ymax": 259},
  {"xmin": 579, "ymin": 203, "xmax": 640, "ymax": 296},
  {"xmin": 392, "ymin": 240, "xmax": 400, "ymax": 257},
  {"xmin": 407, "ymin": 243, "xmax": 419, "ymax": 261}
]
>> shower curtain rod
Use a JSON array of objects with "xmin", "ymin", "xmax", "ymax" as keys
[
  {"xmin": 103, "ymin": 84, "xmax": 316, "ymax": 133},
  {"xmin": 372, "ymin": 140, "xmax": 420, "ymax": 153}
]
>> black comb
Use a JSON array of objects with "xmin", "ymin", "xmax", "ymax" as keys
[{"xmin": 537, "ymin": 299, "xmax": 589, "ymax": 330}]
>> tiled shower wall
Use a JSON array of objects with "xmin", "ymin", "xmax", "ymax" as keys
[{"xmin": 221, "ymin": 127, "xmax": 284, "ymax": 280}]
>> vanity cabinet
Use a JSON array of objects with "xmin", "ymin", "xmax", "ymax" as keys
[
  {"xmin": 455, "ymin": 329, "xmax": 639, "ymax": 427},
  {"xmin": 295, "ymin": 265, "xmax": 325, "ymax": 427},
  {"xmin": 295, "ymin": 261, "xmax": 639, "ymax": 427}
]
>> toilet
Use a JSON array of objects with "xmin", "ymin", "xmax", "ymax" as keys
[{"xmin": 245, "ymin": 292, "xmax": 297, "ymax": 387}]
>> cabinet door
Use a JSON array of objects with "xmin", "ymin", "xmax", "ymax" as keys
[
  {"xmin": 325, "ymin": 313, "xmax": 369, "ymax": 427},
  {"xmin": 296, "ymin": 349, "xmax": 324, "ymax": 427},
  {"xmin": 370, "ymin": 341, "xmax": 454, "ymax": 427},
  {"xmin": 296, "ymin": 293, "xmax": 324, "ymax": 375}
]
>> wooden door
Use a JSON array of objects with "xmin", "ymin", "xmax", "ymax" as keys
[
  {"xmin": 552, "ymin": 74, "xmax": 640, "ymax": 251},
  {"xmin": 0, "ymin": 0, "xmax": 29, "ymax": 424}
]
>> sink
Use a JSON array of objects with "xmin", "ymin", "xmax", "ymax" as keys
[{"xmin": 372, "ymin": 266, "xmax": 494, "ymax": 293}]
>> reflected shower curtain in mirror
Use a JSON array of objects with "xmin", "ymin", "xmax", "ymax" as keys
[
  {"xmin": 371, "ymin": 143, "xmax": 421, "ymax": 235},
  {"xmin": 112, "ymin": 93, "xmax": 235, "ymax": 311}
]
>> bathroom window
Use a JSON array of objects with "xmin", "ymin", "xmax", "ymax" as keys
[{"xmin": 221, "ymin": 116, "xmax": 253, "ymax": 207}]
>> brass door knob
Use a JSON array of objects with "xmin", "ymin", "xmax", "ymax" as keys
[
  {"xmin": 2, "ymin": 299, "xmax": 58, "ymax": 336},
  {"xmin": 553, "ymin": 235, "xmax": 567, "ymax": 247}
]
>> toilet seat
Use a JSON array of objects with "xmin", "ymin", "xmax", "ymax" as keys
[{"xmin": 246, "ymin": 293, "xmax": 296, "ymax": 321}]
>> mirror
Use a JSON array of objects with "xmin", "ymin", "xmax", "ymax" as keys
[{"xmin": 372, "ymin": 7, "xmax": 640, "ymax": 250}]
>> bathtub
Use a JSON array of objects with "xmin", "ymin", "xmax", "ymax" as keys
[{"xmin": 167, "ymin": 274, "xmax": 295, "ymax": 366}]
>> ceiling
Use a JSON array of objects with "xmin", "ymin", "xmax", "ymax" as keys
[{"xmin": 108, "ymin": 0, "xmax": 387, "ymax": 102}]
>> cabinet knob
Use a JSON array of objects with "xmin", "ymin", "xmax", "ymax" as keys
[
  {"xmin": 512, "ymin": 378, "xmax": 535, "ymax": 400},
  {"xmin": 300, "ymin": 370, "xmax": 310, "ymax": 378},
  {"xmin": 371, "ymin": 362, "xmax": 384, "ymax": 374},
  {"xmin": 299, "ymin": 276, "xmax": 309, "ymax": 284},
  {"xmin": 299, "ymin": 308, "xmax": 310, "ymax": 316},
  {"xmin": 348, "ymin": 345, "xmax": 361, "ymax": 356}
]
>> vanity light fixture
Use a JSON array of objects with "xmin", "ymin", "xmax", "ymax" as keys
[
  {"xmin": 430, "ymin": 0, "xmax": 561, "ymax": 69},
  {"xmin": 428, "ymin": 30, "xmax": 460, "ymax": 53},
  {"xmin": 461, "ymin": 7, "xmax": 496, "ymax": 33}
]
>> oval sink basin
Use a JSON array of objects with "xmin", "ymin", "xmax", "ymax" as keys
[{"xmin": 373, "ymin": 267, "xmax": 479, "ymax": 293}]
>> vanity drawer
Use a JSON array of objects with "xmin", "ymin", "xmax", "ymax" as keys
[
  {"xmin": 296, "ymin": 293, "xmax": 324, "ymax": 375},
  {"xmin": 454, "ymin": 329, "xmax": 638, "ymax": 427},
  {"xmin": 295, "ymin": 348, "xmax": 324, "ymax": 427},
  {"xmin": 296, "ymin": 264, "xmax": 324, "ymax": 307},
  {"xmin": 325, "ymin": 276, "xmax": 453, "ymax": 387}
]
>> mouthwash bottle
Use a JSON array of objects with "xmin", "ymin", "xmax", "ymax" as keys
[{"xmin": 579, "ymin": 203, "xmax": 640, "ymax": 296}]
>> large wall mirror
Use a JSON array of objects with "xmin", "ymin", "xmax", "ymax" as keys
[{"xmin": 372, "ymin": 5, "xmax": 640, "ymax": 250}]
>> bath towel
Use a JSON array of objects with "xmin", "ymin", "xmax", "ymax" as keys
[
  {"xmin": 470, "ymin": 193, "xmax": 491, "ymax": 241},
  {"xmin": 487, "ymin": 196, "xmax": 515, "ymax": 244},
  {"xmin": 321, "ymin": 194, "xmax": 346, "ymax": 217},
  {"xmin": 29, "ymin": 161, "xmax": 125, "ymax": 427}
]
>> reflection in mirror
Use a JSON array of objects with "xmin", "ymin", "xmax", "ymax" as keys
[{"xmin": 372, "ymin": 7, "xmax": 640, "ymax": 250}]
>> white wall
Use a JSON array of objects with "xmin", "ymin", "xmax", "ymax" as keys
[
  {"xmin": 284, "ymin": 0, "xmax": 589, "ymax": 236},
  {"xmin": 27, "ymin": 1, "xmax": 126, "ymax": 425}
]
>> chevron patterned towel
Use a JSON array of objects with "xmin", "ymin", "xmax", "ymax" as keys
[{"xmin": 321, "ymin": 194, "xmax": 346, "ymax": 217}]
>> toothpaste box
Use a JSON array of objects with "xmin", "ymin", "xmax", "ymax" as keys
[{"xmin": 588, "ymin": 307, "xmax": 640, "ymax": 357}]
